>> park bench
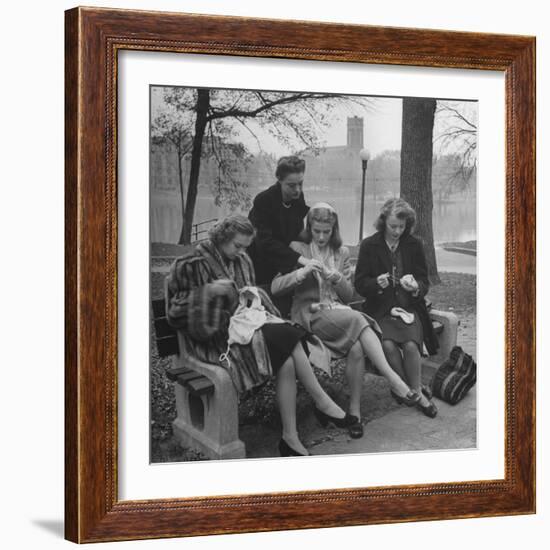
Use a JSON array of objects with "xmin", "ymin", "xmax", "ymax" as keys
[{"xmin": 152, "ymin": 272, "xmax": 458, "ymax": 460}]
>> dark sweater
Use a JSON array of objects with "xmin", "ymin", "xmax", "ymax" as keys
[
  {"xmin": 248, "ymin": 182, "xmax": 309, "ymax": 285},
  {"xmin": 354, "ymin": 231, "xmax": 439, "ymax": 355}
]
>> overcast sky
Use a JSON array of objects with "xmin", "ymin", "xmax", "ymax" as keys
[
  {"xmin": 151, "ymin": 87, "xmax": 477, "ymax": 159},
  {"xmin": 239, "ymin": 97, "xmax": 404, "ymax": 157}
]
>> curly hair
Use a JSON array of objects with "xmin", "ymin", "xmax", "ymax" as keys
[
  {"xmin": 275, "ymin": 155, "xmax": 306, "ymax": 181},
  {"xmin": 374, "ymin": 198, "xmax": 416, "ymax": 237},
  {"xmin": 208, "ymin": 214, "xmax": 256, "ymax": 246},
  {"xmin": 300, "ymin": 205, "xmax": 343, "ymax": 250}
]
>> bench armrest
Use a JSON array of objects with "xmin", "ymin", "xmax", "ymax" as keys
[
  {"xmin": 428, "ymin": 309, "xmax": 459, "ymax": 362},
  {"xmin": 174, "ymin": 332, "xmax": 237, "ymax": 397}
]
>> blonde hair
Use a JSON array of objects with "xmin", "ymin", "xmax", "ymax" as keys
[
  {"xmin": 300, "ymin": 204, "xmax": 343, "ymax": 250},
  {"xmin": 209, "ymin": 215, "xmax": 255, "ymax": 245}
]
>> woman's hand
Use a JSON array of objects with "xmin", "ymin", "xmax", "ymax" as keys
[
  {"xmin": 301, "ymin": 259, "xmax": 324, "ymax": 276},
  {"xmin": 298, "ymin": 256, "xmax": 323, "ymax": 268},
  {"xmin": 324, "ymin": 268, "xmax": 342, "ymax": 284},
  {"xmin": 400, "ymin": 274, "xmax": 419, "ymax": 293},
  {"xmin": 210, "ymin": 279, "xmax": 235, "ymax": 296},
  {"xmin": 377, "ymin": 272, "xmax": 390, "ymax": 289}
]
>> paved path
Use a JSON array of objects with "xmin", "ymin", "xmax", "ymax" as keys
[
  {"xmin": 308, "ymin": 386, "xmax": 476, "ymax": 456},
  {"xmin": 242, "ymin": 382, "xmax": 476, "ymax": 458},
  {"xmin": 305, "ymin": 324, "xmax": 477, "ymax": 456},
  {"xmin": 242, "ymin": 321, "xmax": 477, "ymax": 458}
]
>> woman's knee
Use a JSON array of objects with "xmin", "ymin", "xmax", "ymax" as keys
[
  {"xmin": 278, "ymin": 356, "xmax": 295, "ymax": 378},
  {"xmin": 348, "ymin": 340, "xmax": 364, "ymax": 360},
  {"xmin": 402, "ymin": 341, "xmax": 420, "ymax": 356},
  {"xmin": 290, "ymin": 341, "xmax": 307, "ymax": 364},
  {"xmin": 382, "ymin": 340, "xmax": 399, "ymax": 355}
]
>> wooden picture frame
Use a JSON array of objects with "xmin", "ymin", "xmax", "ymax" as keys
[{"xmin": 65, "ymin": 6, "xmax": 536, "ymax": 543}]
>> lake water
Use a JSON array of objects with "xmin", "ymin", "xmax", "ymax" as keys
[{"xmin": 151, "ymin": 191, "xmax": 476, "ymax": 273}]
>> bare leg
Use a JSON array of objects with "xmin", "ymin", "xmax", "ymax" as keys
[
  {"xmin": 275, "ymin": 358, "xmax": 308, "ymax": 455},
  {"xmin": 345, "ymin": 341, "xmax": 365, "ymax": 418},
  {"xmin": 290, "ymin": 342, "xmax": 346, "ymax": 419},
  {"xmin": 382, "ymin": 340, "xmax": 407, "ymax": 382},
  {"xmin": 359, "ymin": 328, "xmax": 412, "ymax": 397},
  {"xmin": 402, "ymin": 341, "xmax": 430, "ymax": 406}
]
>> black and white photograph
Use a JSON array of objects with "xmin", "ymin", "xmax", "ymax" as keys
[
  {"xmin": 150, "ymin": 84, "xmax": 477, "ymax": 463},
  {"xmin": 2, "ymin": 0, "xmax": 545, "ymax": 546}
]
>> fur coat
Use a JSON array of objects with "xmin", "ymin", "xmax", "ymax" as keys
[{"xmin": 165, "ymin": 239, "xmax": 280, "ymax": 393}]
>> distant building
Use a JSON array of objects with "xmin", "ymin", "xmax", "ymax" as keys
[
  {"xmin": 347, "ymin": 116, "xmax": 364, "ymax": 150},
  {"xmin": 300, "ymin": 116, "xmax": 366, "ymax": 196}
]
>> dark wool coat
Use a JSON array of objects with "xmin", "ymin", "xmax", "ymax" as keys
[
  {"xmin": 165, "ymin": 240, "xmax": 281, "ymax": 393},
  {"xmin": 248, "ymin": 182, "xmax": 309, "ymax": 285},
  {"xmin": 354, "ymin": 231, "xmax": 439, "ymax": 355}
]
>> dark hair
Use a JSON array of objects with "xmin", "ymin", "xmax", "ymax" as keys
[
  {"xmin": 374, "ymin": 198, "xmax": 416, "ymax": 237},
  {"xmin": 300, "ymin": 206, "xmax": 343, "ymax": 250},
  {"xmin": 209, "ymin": 214, "xmax": 256, "ymax": 246},
  {"xmin": 275, "ymin": 156, "xmax": 306, "ymax": 181}
]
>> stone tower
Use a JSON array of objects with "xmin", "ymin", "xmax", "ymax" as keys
[{"xmin": 347, "ymin": 116, "xmax": 364, "ymax": 149}]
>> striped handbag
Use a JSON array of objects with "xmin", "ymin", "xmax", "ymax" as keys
[{"xmin": 430, "ymin": 346, "xmax": 477, "ymax": 405}]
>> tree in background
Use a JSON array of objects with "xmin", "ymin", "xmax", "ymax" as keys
[
  {"xmin": 152, "ymin": 87, "xmax": 371, "ymax": 244},
  {"xmin": 151, "ymin": 91, "xmax": 194, "ymax": 233},
  {"xmin": 432, "ymin": 153, "xmax": 477, "ymax": 201},
  {"xmin": 400, "ymin": 97, "xmax": 440, "ymax": 284},
  {"xmin": 434, "ymin": 101, "xmax": 478, "ymax": 193},
  {"xmin": 369, "ymin": 150, "xmax": 400, "ymax": 199}
]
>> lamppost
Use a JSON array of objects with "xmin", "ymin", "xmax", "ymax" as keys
[{"xmin": 359, "ymin": 148, "xmax": 371, "ymax": 242}]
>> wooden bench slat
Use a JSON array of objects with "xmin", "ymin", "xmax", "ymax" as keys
[
  {"xmin": 156, "ymin": 335, "xmax": 179, "ymax": 358},
  {"xmin": 154, "ymin": 317, "xmax": 177, "ymax": 338},
  {"xmin": 166, "ymin": 366, "xmax": 193, "ymax": 382},
  {"xmin": 176, "ymin": 370, "xmax": 204, "ymax": 385},
  {"xmin": 151, "ymin": 298, "xmax": 166, "ymax": 319},
  {"xmin": 186, "ymin": 377, "xmax": 215, "ymax": 396}
]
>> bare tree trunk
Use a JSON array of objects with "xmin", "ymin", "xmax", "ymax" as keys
[
  {"xmin": 177, "ymin": 147, "xmax": 185, "ymax": 231},
  {"xmin": 400, "ymin": 97, "xmax": 440, "ymax": 284},
  {"xmin": 178, "ymin": 88, "xmax": 210, "ymax": 244}
]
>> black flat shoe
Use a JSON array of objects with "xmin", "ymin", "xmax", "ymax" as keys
[
  {"xmin": 390, "ymin": 389, "xmax": 422, "ymax": 407},
  {"xmin": 416, "ymin": 399, "xmax": 438, "ymax": 418},
  {"xmin": 278, "ymin": 438, "xmax": 309, "ymax": 457},
  {"xmin": 347, "ymin": 415, "xmax": 363, "ymax": 439},
  {"xmin": 314, "ymin": 407, "xmax": 355, "ymax": 428}
]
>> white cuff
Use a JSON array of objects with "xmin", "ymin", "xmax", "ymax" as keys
[{"xmin": 296, "ymin": 268, "xmax": 306, "ymax": 284}]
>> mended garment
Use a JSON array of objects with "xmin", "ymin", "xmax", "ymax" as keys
[
  {"xmin": 271, "ymin": 241, "xmax": 380, "ymax": 358},
  {"xmin": 354, "ymin": 231, "xmax": 438, "ymax": 355},
  {"xmin": 248, "ymin": 182, "xmax": 309, "ymax": 285}
]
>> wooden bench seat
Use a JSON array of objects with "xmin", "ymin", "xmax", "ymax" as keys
[{"xmin": 166, "ymin": 366, "xmax": 215, "ymax": 396}]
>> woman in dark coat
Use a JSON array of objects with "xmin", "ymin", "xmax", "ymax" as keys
[
  {"xmin": 354, "ymin": 198, "xmax": 439, "ymax": 418},
  {"xmin": 248, "ymin": 156, "xmax": 319, "ymax": 316}
]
